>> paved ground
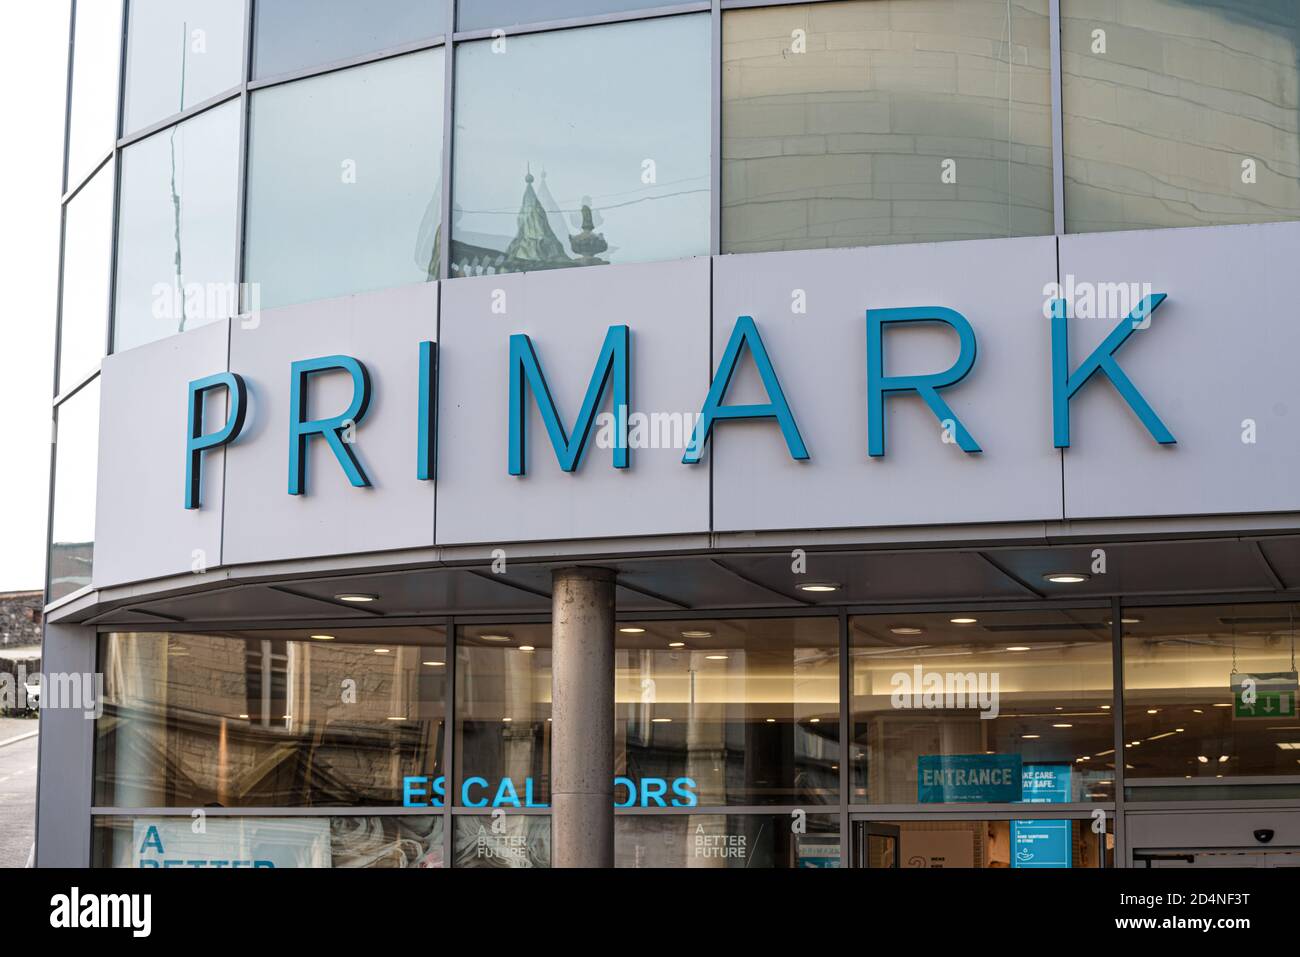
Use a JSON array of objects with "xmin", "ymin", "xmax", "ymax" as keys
[{"xmin": 0, "ymin": 731, "xmax": 37, "ymax": 868}]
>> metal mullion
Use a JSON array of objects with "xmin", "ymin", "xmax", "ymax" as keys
[
  {"xmin": 439, "ymin": 2, "xmax": 455, "ymax": 284},
  {"xmin": 710, "ymin": 0, "xmax": 721, "ymax": 256},
  {"xmin": 247, "ymin": 35, "xmax": 447, "ymax": 93},
  {"xmin": 61, "ymin": 150, "xmax": 114, "ymax": 206},
  {"xmin": 60, "ymin": 0, "xmax": 77, "ymax": 195},
  {"xmin": 1049, "ymin": 0, "xmax": 1065, "ymax": 236},
  {"xmin": 452, "ymin": 3, "xmax": 710, "ymax": 42},
  {"xmin": 443, "ymin": 614, "xmax": 455, "ymax": 865},
  {"xmin": 234, "ymin": 0, "xmax": 252, "ymax": 297},
  {"xmin": 1112, "ymin": 594, "xmax": 1128, "ymax": 865},
  {"xmin": 115, "ymin": 87, "xmax": 242, "ymax": 151},
  {"xmin": 53, "ymin": 368, "xmax": 102, "ymax": 409},
  {"xmin": 838, "ymin": 605, "xmax": 850, "ymax": 866}
]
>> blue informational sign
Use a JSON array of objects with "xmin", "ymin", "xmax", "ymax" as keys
[
  {"xmin": 917, "ymin": 754, "xmax": 1022, "ymax": 803},
  {"xmin": 1012, "ymin": 764, "xmax": 1073, "ymax": 868}
]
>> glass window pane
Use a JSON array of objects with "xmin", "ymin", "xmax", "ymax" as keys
[
  {"xmin": 93, "ymin": 815, "xmax": 444, "ymax": 867},
  {"xmin": 458, "ymin": 0, "xmax": 672, "ymax": 31},
  {"xmin": 58, "ymin": 160, "xmax": 114, "ymax": 389},
  {"xmin": 453, "ymin": 815, "xmax": 550, "ymax": 867},
  {"xmin": 94, "ymin": 628, "xmax": 448, "ymax": 807},
  {"xmin": 48, "ymin": 378, "xmax": 100, "ymax": 602},
  {"xmin": 244, "ymin": 49, "xmax": 444, "ymax": 309},
  {"xmin": 850, "ymin": 610, "xmax": 1114, "ymax": 804},
  {"xmin": 66, "ymin": 0, "xmax": 123, "ymax": 187},
  {"xmin": 113, "ymin": 101, "xmax": 240, "ymax": 353},
  {"xmin": 254, "ymin": 0, "xmax": 448, "ymax": 79},
  {"xmin": 1124, "ymin": 604, "xmax": 1300, "ymax": 780},
  {"xmin": 451, "ymin": 15, "xmax": 710, "ymax": 277},
  {"xmin": 617, "ymin": 813, "xmax": 840, "ymax": 868},
  {"xmin": 123, "ymin": 0, "xmax": 245, "ymax": 135},
  {"xmin": 722, "ymin": 0, "xmax": 1054, "ymax": 253},
  {"xmin": 864, "ymin": 819, "xmax": 1109, "ymax": 868},
  {"xmin": 1063, "ymin": 0, "xmax": 1300, "ymax": 232},
  {"xmin": 455, "ymin": 624, "xmax": 552, "ymax": 806},
  {"xmin": 616, "ymin": 618, "xmax": 839, "ymax": 806}
]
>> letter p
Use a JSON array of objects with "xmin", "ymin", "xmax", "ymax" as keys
[{"xmin": 185, "ymin": 372, "xmax": 247, "ymax": 509}]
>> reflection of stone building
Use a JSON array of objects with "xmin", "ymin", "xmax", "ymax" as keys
[
  {"xmin": 448, "ymin": 169, "xmax": 610, "ymax": 277},
  {"xmin": 0, "ymin": 591, "xmax": 42, "ymax": 648}
]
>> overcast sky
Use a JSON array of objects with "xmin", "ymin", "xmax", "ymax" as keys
[{"xmin": 0, "ymin": 2, "xmax": 69, "ymax": 591}]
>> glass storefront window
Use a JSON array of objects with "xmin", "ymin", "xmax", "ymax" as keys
[
  {"xmin": 859, "ymin": 819, "xmax": 1110, "ymax": 868},
  {"xmin": 123, "ymin": 0, "xmax": 245, "ymax": 135},
  {"xmin": 452, "ymin": 814, "xmax": 550, "ymax": 868},
  {"xmin": 94, "ymin": 628, "xmax": 447, "ymax": 808},
  {"xmin": 48, "ymin": 378, "xmax": 100, "ymax": 602},
  {"xmin": 93, "ymin": 815, "xmax": 444, "ymax": 867},
  {"xmin": 113, "ymin": 101, "xmax": 240, "ymax": 353},
  {"xmin": 66, "ymin": 0, "xmax": 123, "ymax": 187},
  {"xmin": 721, "ymin": 0, "xmax": 1054, "ymax": 254},
  {"xmin": 244, "ymin": 49, "xmax": 444, "ymax": 309},
  {"xmin": 451, "ymin": 15, "xmax": 710, "ymax": 277},
  {"xmin": 1124, "ymin": 604, "xmax": 1300, "ymax": 780},
  {"xmin": 457, "ymin": 1, "xmax": 673, "ymax": 32},
  {"xmin": 1063, "ymin": 0, "xmax": 1300, "ymax": 233},
  {"xmin": 851, "ymin": 611, "xmax": 1114, "ymax": 804},
  {"xmin": 254, "ymin": 0, "xmax": 448, "ymax": 79},
  {"xmin": 616, "ymin": 813, "xmax": 840, "ymax": 868},
  {"xmin": 455, "ymin": 624, "xmax": 552, "ymax": 807},
  {"xmin": 615, "ymin": 618, "xmax": 840, "ymax": 806},
  {"xmin": 57, "ymin": 160, "xmax": 114, "ymax": 390}
]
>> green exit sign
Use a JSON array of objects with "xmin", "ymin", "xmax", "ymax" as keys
[{"xmin": 1231, "ymin": 672, "xmax": 1299, "ymax": 720}]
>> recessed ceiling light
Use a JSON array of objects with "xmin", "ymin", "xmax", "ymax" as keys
[
  {"xmin": 335, "ymin": 593, "xmax": 378, "ymax": 603},
  {"xmin": 799, "ymin": 583, "xmax": 840, "ymax": 593},
  {"xmin": 809, "ymin": 718, "xmax": 821, "ymax": 724},
  {"xmin": 668, "ymin": 641, "xmax": 685, "ymax": 648},
  {"xmin": 890, "ymin": 626, "xmax": 924, "ymax": 636},
  {"xmin": 765, "ymin": 718, "xmax": 776, "ymax": 723},
  {"xmin": 1213, "ymin": 703, "xmax": 1232, "ymax": 708},
  {"xmin": 1218, "ymin": 755, "xmax": 1230, "ymax": 763},
  {"xmin": 423, "ymin": 661, "xmax": 444, "ymax": 667},
  {"xmin": 519, "ymin": 645, "xmax": 535, "ymax": 652},
  {"xmin": 705, "ymin": 654, "xmax": 729, "ymax": 661},
  {"xmin": 374, "ymin": 648, "xmax": 390, "ymax": 654},
  {"xmin": 238, "ymin": 714, "xmax": 249, "ymax": 719},
  {"xmin": 1103, "ymin": 616, "xmax": 1142, "ymax": 625},
  {"xmin": 1101, "ymin": 705, "xmax": 1111, "ymax": 710},
  {"xmin": 1043, "ymin": 572, "xmax": 1090, "ymax": 584},
  {"xmin": 501, "ymin": 717, "xmax": 513, "ymax": 723},
  {"xmin": 651, "ymin": 717, "xmax": 672, "ymax": 724},
  {"xmin": 1197, "ymin": 755, "xmax": 1209, "ymax": 763},
  {"xmin": 480, "ymin": 634, "xmax": 512, "ymax": 642},
  {"xmin": 386, "ymin": 716, "xmax": 405, "ymax": 721},
  {"xmin": 310, "ymin": 634, "xmax": 336, "ymax": 641},
  {"xmin": 1022, "ymin": 734, "xmax": 1040, "ymax": 739},
  {"xmin": 950, "ymin": 617, "xmax": 978, "ymax": 625},
  {"xmin": 1006, "ymin": 646, "xmax": 1031, "ymax": 652},
  {"xmin": 681, "ymin": 630, "xmax": 713, "ymax": 639},
  {"xmin": 1053, "ymin": 723, "xmax": 1073, "ymax": 728},
  {"xmin": 619, "ymin": 627, "xmax": 646, "ymax": 634},
  {"xmin": 1147, "ymin": 708, "xmax": 1159, "ymax": 714}
]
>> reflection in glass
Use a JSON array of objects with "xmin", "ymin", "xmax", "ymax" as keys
[
  {"xmin": 616, "ymin": 813, "xmax": 840, "ymax": 868},
  {"xmin": 1124, "ymin": 604, "xmax": 1300, "ymax": 779},
  {"xmin": 94, "ymin": 628, "xmax": 447, "ymax": 807},
  {"xmin": 244, "ymin": 50, "xmax": 444, "ymax": 309},
  {"xmin": 1063, "ymin": 0, "xmax": 1300, "ymax": 232},
  {"xmin": 66, "ymin": 0, "xmax": 123, "ymax": 186},
  {"xmin": 93, "ymin": 815, "xmax": 444, "ymax": 867},
  {"xmin": 453, "ymin": 815, "xmax": 550, "ymax": 868},
  {"xmin": 863, "ymin": 819, "xmax": 1109, "ymax": 868},
  {"xmin": 123, "ymin": 0, "xmax": 245, "ymax": 134},
  {"xmin": 113, "ymin": 101, "xmax": 240, "ymax": 353},
  {"xmin": 722, "ymin": 0, "xmax": 1053, "ymax": 253},
  {"xmin": 48, "ymin": 379, "xmax": 100, "ymax": 602},
  {"xmin": 616, "ymin": 618, "xmax": 839, "ymax": 806},
  {"xmin": 58, "ymin": 161, "xmax": 114, "ymax": 389},
  {"xmin": 451, "ymin": 16, "xmax": 710, "ymax": 277},
  {"xmin": 254, "ymin": 0, "xmax": 448, "ymax": 78},
  {"xmin": 455, "ymin": 624, "xmax": 552, "ymax": 806},
  {"xmin": 458, "ymin": 0, "xmax": 670, "ymax": 31},
  {"xmin": 850, "ymin": 611, "xmax": 1114, "ymax": 803}
]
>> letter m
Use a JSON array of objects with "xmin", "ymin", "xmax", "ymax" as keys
[{"xmin": 509, "ymin": 325, "xmax": 629, "ymax": 475}]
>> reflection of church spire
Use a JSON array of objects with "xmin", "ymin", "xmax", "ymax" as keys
[
  {"xmin": 504, "ymin": 166, "xmax": 572, "ymax": 266},
  {"xmin": 569, "ymin": 204, "xmax": 608, "ymax": 266},
  {"xmin": 534, "ymin": 169, "xmax": 572, "ymax": 251}
]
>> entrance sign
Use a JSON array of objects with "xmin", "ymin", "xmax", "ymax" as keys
[{"xmin": 917, "ymin": 753, "xmax": 1022, "ymax": 803}]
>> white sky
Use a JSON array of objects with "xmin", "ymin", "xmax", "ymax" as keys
[{"xmin": 0, "ymin": 2, "xmax": 69, "ymax": 590}]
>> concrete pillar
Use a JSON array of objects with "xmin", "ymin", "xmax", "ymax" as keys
[{"xmin": 551, "ymin": 566, "xmax": 616, "ymax": 868}]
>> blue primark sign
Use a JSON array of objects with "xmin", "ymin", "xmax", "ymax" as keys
[{"xmin": 182, "ymin": 296, "xmax": 1172, "ymax": 506}]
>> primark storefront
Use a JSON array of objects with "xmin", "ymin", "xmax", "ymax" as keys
[{"xmin": 37, "ymin": 0, "xmax": 1300, "ymax": 869}]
